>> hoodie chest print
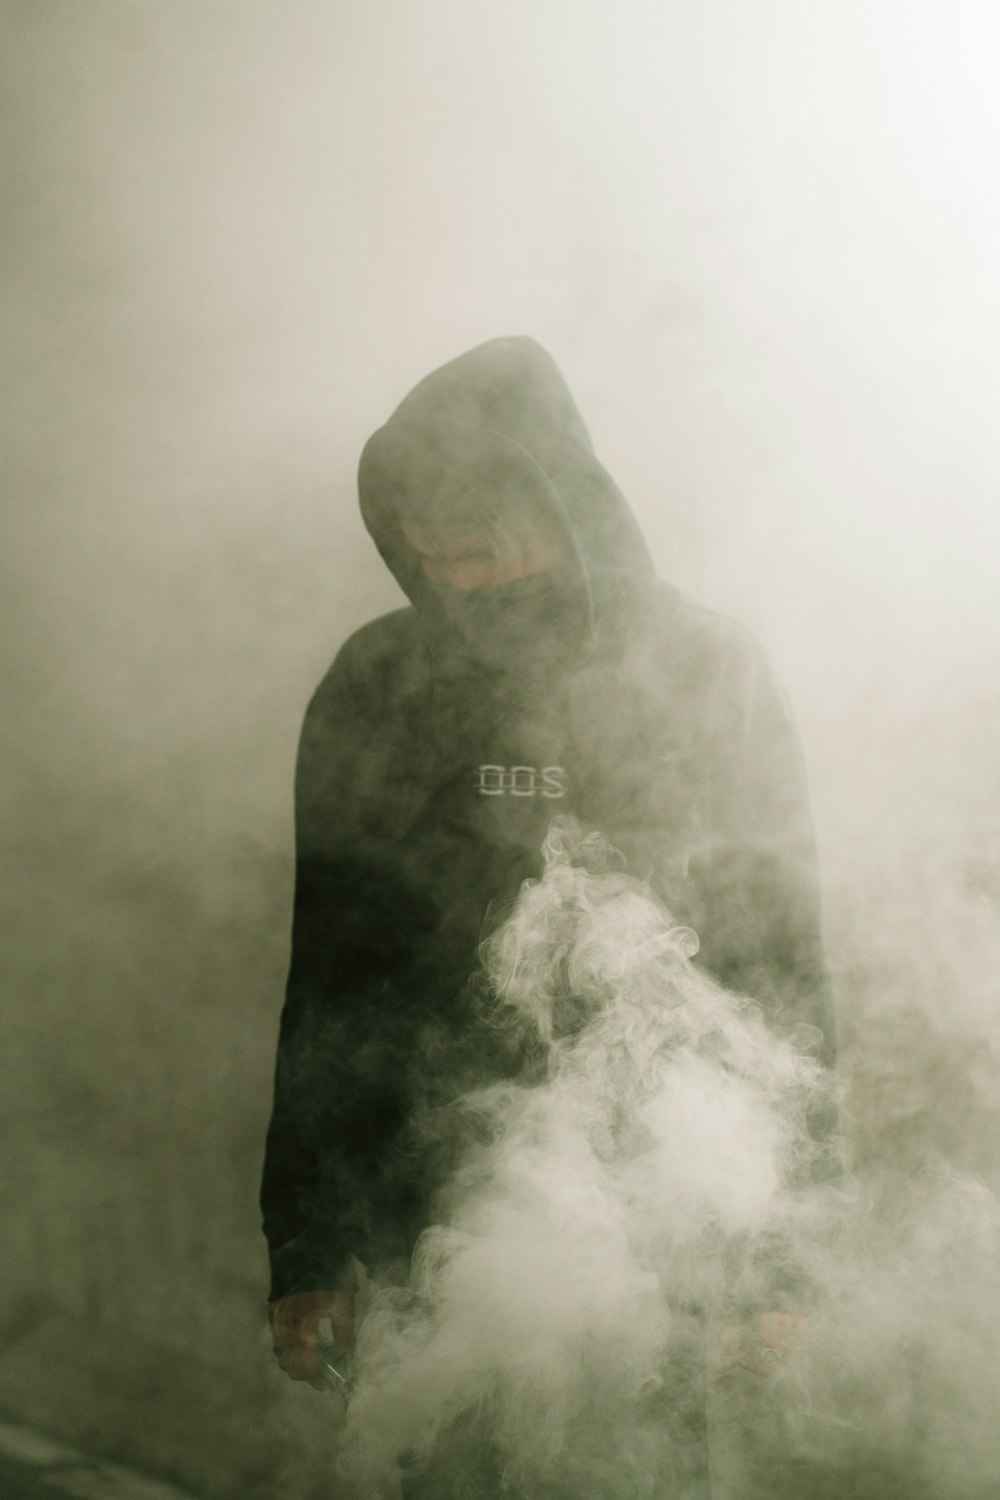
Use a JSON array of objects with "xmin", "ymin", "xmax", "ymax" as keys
[{"xmin": 475, "ymin": 763, "xmax": 567, "ymax": 799}]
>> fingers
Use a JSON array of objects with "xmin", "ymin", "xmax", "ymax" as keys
[
  {"xmin": 270, "ymin": 1307, "xmax": 321, "ymax": 1385},
  {"xmin": 736, "ymin": 1345, "xmax": 784, "ymax": 1378},
  {"xmin": 276, "ymin": 1339, "xmax": 324, "ymax": 1387},
  {"xmin": 757, "ymin": 1311, "xmax": 809, "ymax": 1350},
  {"xmin": 712, "ymin": 1312, "xmax": 811, "ymax": 1379},
  {"xmin": 737, "ymin": 1312, "xmax": 810, "ymax": 1378},
  {"xmin": 711, "ymin": 1320, "xmax": 747, "ymax": 1374},
  {"xmin": 269, "ymin": 1290, "xmax": 356, "ymax": 1387}
]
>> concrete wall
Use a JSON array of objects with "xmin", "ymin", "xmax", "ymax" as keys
[{"xmin": 3, "ymin": 3, "xmax": 999, "ymax": 1495}]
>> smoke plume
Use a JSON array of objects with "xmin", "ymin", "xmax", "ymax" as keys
[
  {"xmin": 336, "ymin": 819, "xmax": 1000, "ymax": 1499},
  {"xmin": 338, "ymin": 818, "xmax": 828, "ymax": 1496}
]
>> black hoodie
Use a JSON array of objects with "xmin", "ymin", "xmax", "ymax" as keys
[{"xmin": 260, "ymin": 337, "xmax": 835, "ymax": 1301}]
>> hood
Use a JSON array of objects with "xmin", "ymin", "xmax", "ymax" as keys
[{"xmin": 357, "ymin": 336, "xmax": 657, "ymax": 653}]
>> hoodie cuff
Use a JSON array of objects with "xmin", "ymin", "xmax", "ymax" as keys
[{"xmin": 267, "ymin": 1234, "xmax": 357, "ymax": 1302}]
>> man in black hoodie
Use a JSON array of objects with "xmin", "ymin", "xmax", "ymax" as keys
[{"xmin": 261, "ymin": 336, "xmax": 836, "ymax": 1398}]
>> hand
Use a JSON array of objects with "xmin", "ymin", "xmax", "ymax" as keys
[
  {"xmin": 269, "ymin": 1288, "xmax": 355, "ymax": 1390},
  {"xmin": 714, "ymin": 1311, "xmax": 810, "ymax": 1378}
]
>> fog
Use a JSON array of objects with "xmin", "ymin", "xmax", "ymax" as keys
[{"xmin": 2, "ymin": 2, "xmax": 999, "ymax": 1497}]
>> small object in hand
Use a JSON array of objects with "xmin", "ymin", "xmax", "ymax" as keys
[
  {"xmin": 315, "ymin": 1338, "xmax": 355, "ymax": 1396},
  {"xmin": 755, "ymin": 1344, "xmax": 782, "ymax": 1368}
]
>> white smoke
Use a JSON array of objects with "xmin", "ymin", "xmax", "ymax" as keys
[
  {"xmin": 752, "ymin": 1167, "xmax": 1000, "ymax": 1497},
  {"xmin": 337, "ymin": 818, "xmax": 832, "ymax": 1497},
  {"xmin": 333, "ymin": 820, "xmax": 1000, "ymax": 1496}
]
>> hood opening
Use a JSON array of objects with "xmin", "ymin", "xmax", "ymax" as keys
[{"xmin": 357, "ymin": 337, "xmax": 658, "ymax": 656}]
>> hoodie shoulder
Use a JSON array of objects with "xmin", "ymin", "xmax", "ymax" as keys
[
  {"xmin": 643, "ymin": 583, "xmax": 759, "ymax": 661},
  {"xmin": 668, "ymin": 589, "xmax": 762, "ymax": 657},
  {"xmin": 630, "ymin": 584, "xmax": 771, "ymax": 719},
  {"xmin": 306, "ymin": 607, "xmax": 426, "ymax": 723}
]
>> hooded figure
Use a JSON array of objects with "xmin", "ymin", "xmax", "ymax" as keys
[{"xmin": 260, "ymin": 337, "xmax": 835, "ymax": 1386}]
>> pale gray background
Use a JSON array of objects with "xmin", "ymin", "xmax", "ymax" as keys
[{"xmin": 2, "ymin": 3, "xmax": 999, "ymax": 1496}]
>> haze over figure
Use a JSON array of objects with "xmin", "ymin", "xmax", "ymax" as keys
[{"xmin": 259, "ymin": 337, "xmax": 836, "ymax": 1494}]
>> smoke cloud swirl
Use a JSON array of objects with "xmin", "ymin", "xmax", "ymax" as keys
[
  {"xmin": 337, "ymin": 818, "xmax": 835, "ymax": 1497},
  {"xmin": 332, "ymin": 820, "xmax": 1000, "ymax": 1498}
]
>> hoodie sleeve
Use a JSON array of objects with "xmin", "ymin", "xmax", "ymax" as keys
[
  {"xmin": 260, "ymin": 621, "xmax": 446, "ymax": 1301},
  {"xmin": 694, "ymin": 631, "xmax": 838, "ymax": 1076},
  {"xmin": 259, "ymin": 654, "xmax": 366, "ymax": 1301}
]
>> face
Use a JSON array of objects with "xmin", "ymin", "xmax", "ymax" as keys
[{"xmin": 401, "ymin": 518, "xmax": 562, "ymax": 592}]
